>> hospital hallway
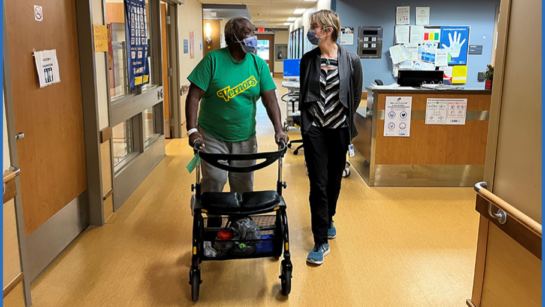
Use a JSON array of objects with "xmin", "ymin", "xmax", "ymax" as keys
[{"xmin": 4, "ymin": 78, "xmax": 480, "ymax": 307}]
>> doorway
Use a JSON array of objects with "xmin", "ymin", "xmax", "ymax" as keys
[{"xmin": 256, "ymin": 34, "xmax": 274, "ymax": 73}]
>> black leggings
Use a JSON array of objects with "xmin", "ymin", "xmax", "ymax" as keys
[{"xmin": 303, "ymin": 126, "xmax": 349, "ymax": 245}]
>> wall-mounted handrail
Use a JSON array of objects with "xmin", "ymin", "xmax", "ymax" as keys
[
  {"xmin": 475, "ymin": 182, "xmax": 542, "ymax": 238},
  {"xmin": 3, "ymin": 166, "xmax": 20, "ymax": 184}
]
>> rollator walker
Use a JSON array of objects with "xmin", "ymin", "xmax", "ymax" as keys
[{"xmin": 189, "ymin": 140, "xmax": 292, "ymax": 301}]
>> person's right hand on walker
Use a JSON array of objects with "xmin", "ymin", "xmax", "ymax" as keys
[{"xmin": 189, "ymin": 132, "xmax": 205, "ymax": 150}]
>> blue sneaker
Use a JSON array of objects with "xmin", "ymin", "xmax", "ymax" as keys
[
  {"xmin": 328, "ymin": 221, "xmax": 337, "ymax": 239},
  {"xmin": 306, "ymin": 243, "xmax": 330, "ymax": 265}
]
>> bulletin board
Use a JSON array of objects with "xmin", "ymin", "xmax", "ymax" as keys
[{"xmin": 390, "ymin": 25, "xmax": 471, "ymax": 84}]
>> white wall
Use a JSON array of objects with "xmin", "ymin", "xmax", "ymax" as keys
[
  {"xmin": 274, "ymin": 30, "xmax": 289, "ymax": 73},
  {"xmin": 289, "ymin": 0, "xmax": 331, "ymax": 53},
  {"xmin": 178, "ymin": 0, "xmax": 204, "ymax": 85}
]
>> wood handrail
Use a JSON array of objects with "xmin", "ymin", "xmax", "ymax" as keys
[
  {"xmin": 3, "ymin": 171, "xmax": 16, "ymax": 184},
  {"xmin": 3, "ymin": 273, "xmax": 24, "ymax": 298},
  {"xmin": 475, "ymin": 182, "xmax": 542, "ymax": 238}
]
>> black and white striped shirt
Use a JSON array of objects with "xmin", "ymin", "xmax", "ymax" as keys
[{"xmin": 312, "ymin": 58, "xmax": 348, "ymax": 129}]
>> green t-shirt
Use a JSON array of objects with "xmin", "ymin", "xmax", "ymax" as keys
[{"xmin": 188, "ymin": 48, "xmax": 277, "ymax": 142}]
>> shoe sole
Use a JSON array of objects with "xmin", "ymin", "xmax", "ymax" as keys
[
  {"xmin": 328, "ymin": 234, "xmax": 336, "ymax": 239},
  {"xmin": 306, "ymin": 248, "xmax": 330, "ymax": 265}
]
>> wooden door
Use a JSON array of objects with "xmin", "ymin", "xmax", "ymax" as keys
[
  {"xmin": 5, "ymin": 0, "xmax": 87, "ymax": 236},
  {"xmin": 469, "ymin": 0, "xmax": 542, "ymax": 306},
  {"xmin": 256, "ymin": 34, "xmax": 274, "ymax": 73}
]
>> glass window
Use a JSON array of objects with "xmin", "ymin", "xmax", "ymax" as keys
[
  {"xmin": 144, "ymin": 104, "xmax": 161, "ymax": 147},
  {"xmin": 257, "ymin": 40, "xmax": 270, "ymax": 60},
  {"xmin": 106, "ymin": 0, "xmax": 155, "ymax": 100},
  {"xmin": 113, "ymin": 118, "xmax": 136, "ymax": 168}
]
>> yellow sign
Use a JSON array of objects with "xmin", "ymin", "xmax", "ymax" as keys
[
  {"xmin": 93, "ymin": 25, "xmax": 108, "ymax": 52},
  {"xmin": 452, "ymin": 65, "xmax": 468, "ymax": 84}
]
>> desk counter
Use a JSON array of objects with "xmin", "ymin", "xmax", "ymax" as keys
[{"xmin": 352, "ymin": 88, "xmax": 492, "ymax": 187}]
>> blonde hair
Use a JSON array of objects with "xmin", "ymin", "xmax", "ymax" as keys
[{"xmin": 309, "ymin": 10, "xmax": 341, "ymax": 42}]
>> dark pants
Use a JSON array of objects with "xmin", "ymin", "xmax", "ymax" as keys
[{"xmin": 303, "ymin": 126, "xmax": 349, "ymax": 245}]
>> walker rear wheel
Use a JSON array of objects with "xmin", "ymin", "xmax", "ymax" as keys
[
  {"xmin": 190, "ymin": 269, "xmax": 201, "ymax": 302},
  {"xmin": 280, "ymin": 262, "xmax": 292, "ymax": 296}
]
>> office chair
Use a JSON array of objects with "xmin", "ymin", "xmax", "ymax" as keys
[{"xmin": 287, "ymin": 98, "xmax": 304, "ymax": 155}]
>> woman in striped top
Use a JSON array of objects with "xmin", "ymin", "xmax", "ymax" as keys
[{"xmin": 299, "ymin": 10, "xmax": 363, "ymax": 265}]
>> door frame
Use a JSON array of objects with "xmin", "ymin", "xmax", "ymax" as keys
[
  {"xmin": 164, "ymin": 1, "xmax": 182, "ymax": 138},
  {"xmin": 3, "ymin": 3, "xmax": 33, "ymax": 306},
  {"xmin": 256, "ymin": 33, "xmax": 275, "ymax": 73}
]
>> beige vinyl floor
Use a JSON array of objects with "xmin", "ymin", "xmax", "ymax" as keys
[{"xmin": 4, "ymin": 79, "xmax": 480, "ymax": 307}]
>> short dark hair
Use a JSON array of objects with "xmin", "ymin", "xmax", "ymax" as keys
[{"xmin": 224, "ymin": 17, "xmax": 253, "ymax": 45}]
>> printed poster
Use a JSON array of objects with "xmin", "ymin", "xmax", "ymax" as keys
[
  {"xmin": 440, "ymin": 26, "xmax": 469, "ymax": 65},
  {"xmin": 426, "ymin": 98, "xmax": 467, "ymax": 125},
  {"xmin": 416, "ymin": 7, "xmax": 430, "ymax": 25},
  {"xmin": 124, "ymin": 0, "xmax": 150, "ymax": 90},
  {"xmin": 384, "ymin": 96, "xmax": 412, "ymax": 137},
  {"xmin": 396, "ymin": 6, "xmax": 410, "ymax": 25},
  {"xmin": 340, "ymin": 27, "xmax": 355, "ymax": 45},
  {"xmin": 190, "ymin": 31, "xmax": 195, "ymax": 59},
  {"xmin": 33, "ymin": 49, "xmax": 61, "ymax": 88},
  {"xmin": 452, "ymin": 65, "xmax": 468, "ymax": 84},
  {"xmin": 423, "ymin": 26, "xmax": 441, "ymax": 43}
]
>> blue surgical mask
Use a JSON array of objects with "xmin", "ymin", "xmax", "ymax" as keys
[
  {"xmin": 235, "ymin": 35, "xmax": 258, "ymax": 53},
  {"xmin": 307, "ymin": 30, "xmax": 321, "ymax": 46}
]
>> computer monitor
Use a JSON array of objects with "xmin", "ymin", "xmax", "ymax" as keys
[
  {"xmin": 283, "ymin": 59, "xmax": 301, "ymax": 78},
  {"xmin": 397, "ymin": 70, "xmax": 444, "ymax": 87}
]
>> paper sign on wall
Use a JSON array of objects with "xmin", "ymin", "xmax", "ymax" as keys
[
  {"xmin": 94, "ymin": 25, "xmax": 109, "ymax": 52},
  {"xmin": 452, "ymin": 65, "xmax": 468, "ymax": 84},
  {"xmin": 34, "ymin": 49, "xmax": 61, "ymax": 88},
  {"xmin": 410, "ymin": 26, "xmax": 424, "ymax": 44},
  {"xmin": 426, "ymin": 98, "xmax": 467, "ymax": 125},
  {"xmin": 340, "ymin": 27, "xmax": 355, "ymax": 45},
  {"xmin": 384, "ymin": 96, "xmax": 412, "ymax": 137},
  {"xmin": 416, "ymin": 7, "xmax": 430, "ymax": 25},
  {"xmin": 396, "ymin": 6, "xmax": 410, "ymax": 25},
  {"xmin": 395, "ymin": 25, "xmax": 410, "ymax": 44}
]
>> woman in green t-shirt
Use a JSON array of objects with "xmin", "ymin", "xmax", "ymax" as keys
[{"xmin": 185, "ymin": 17, "xmax": 288, "ymax": 226}]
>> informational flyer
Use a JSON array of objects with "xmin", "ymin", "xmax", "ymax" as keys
[
  {"xmin": 426, "ymin": 98, "xmax": 467, "ymax": 125},
  {"xmin": 435, "ymin": 49, "xmax": 449, "ymax": 67},
  {"xmin": 33, "ymin": 49, "xmax": 61, "ymax": 88},
  {"xmin": 340, "ymin": 27, "xmax": 355, "ymax": 45},
  {"xmin": 395, "ymin": 25, "xmax": 410, "ymax": 44},
  {"xmin": 416, "ymin": 7, "xmax": 430, "ymax": 25},
  {"xmin": 410, "ymin": 26, "xmax": 424, "ymax": 44},
  {"xmin": 384, "ymin": 96, "xmax": 412, "ymax": 137},
  {"xmin": 440, "ymin": 26, "xmax": 469, "ymax": 65},
  {"xmin": 424, "ymin": 26, "xmax": 441, "ymax": 43},
  {"xmin": 396, "ymin": 6, "xmax": 410, "ymax": 25},
  {"xmin": 124, "ymin": 0, "xmax": 150, "ymax": 90}
]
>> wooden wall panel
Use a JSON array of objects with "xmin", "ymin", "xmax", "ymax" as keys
[
  {"xmin": 375, "ymin": 120, "xmax": 489, "ymax": 165},
  {"xmin": 3, "ymin": 200, "xmax": 21, "ymax": 289}
]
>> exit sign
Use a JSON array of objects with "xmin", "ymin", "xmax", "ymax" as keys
[{"xmin": 258, "ymin": 27, "xmax": 265, "ymax": 32}]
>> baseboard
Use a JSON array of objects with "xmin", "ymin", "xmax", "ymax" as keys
[{"xmin": 26, "ymin": 192, "xmax": 89, "ymax": 282}]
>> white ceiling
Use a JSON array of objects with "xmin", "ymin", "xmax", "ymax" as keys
[{"xmin": 199, "ymin": 0, "xmax": 317, "ymax": 28}]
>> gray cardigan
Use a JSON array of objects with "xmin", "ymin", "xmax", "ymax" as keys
[{"xmin": 298, "ymin": 44, "xmax": 363, "ymax": 140}]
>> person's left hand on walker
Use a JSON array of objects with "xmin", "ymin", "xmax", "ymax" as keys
[{"xmin": 275, "ymin": 131, "xmax": 289, "ymax": 148}]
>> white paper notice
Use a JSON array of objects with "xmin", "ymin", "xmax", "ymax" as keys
[
  {"xmin": 426, "ymin": 98, "xmax": 467, "ymax": 125},
  {"xmin": 414, "ymin": 61, "xmax": 435, "ymax": 71},
  {"xmin": 435, "ymin": 49, "xmax": 449, "ymax": 67},
  {"xmin": 340, "ymin": 27, "xmax": 355, "ymax": 45},
  {"xmin": 389, "ymin": 45, "xmax": 412, "ymax": 64},
  {"xmin": 410, "ymin": 26, "xmax": 424, "ymax": 44},
  {"xmin": 425, "ymin": 99, "xmax": 448, "ymax": 124},
  {"xmin": 384, "ymin": 96, "xmax": 412, "ymax": 137},
  {"xmin": 399, "ymin": 60, "xmax": 414, "ymax": 70},
  {"xmin": 396, "ymin": 6, "xmax": 410, "ymax": 25},
  {"xmin": 33, "ymin": 49, "xmax": 61, "ymax": 88},
  {"xmin": 416, "ymin": 7, "xmax": 430, "ymax": 25},
  {"xmin": 406, "ymin": 43, "xmax": 419, "ymax": 60},
  {"xmin": 395, "ymin": 25, "xmax": 410, "ymax": 44}
]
